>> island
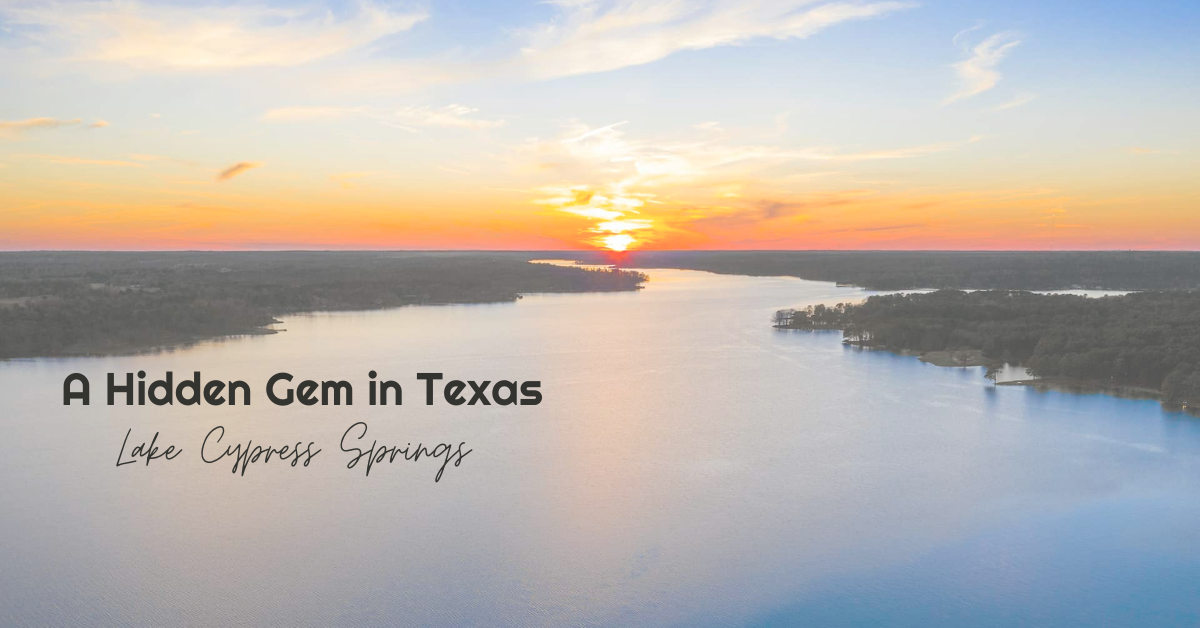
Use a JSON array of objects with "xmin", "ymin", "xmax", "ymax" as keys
[{"xmin": 774, "ymin": 290, "xmax": 1200, "ymax": 414}]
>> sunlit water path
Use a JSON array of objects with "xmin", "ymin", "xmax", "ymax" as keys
[{"xmin": 2, "ymin": 268, "xmax": 1198, "ymax": 627}]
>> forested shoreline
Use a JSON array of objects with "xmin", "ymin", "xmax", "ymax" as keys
[
  {"xmin": 0, "ymin": 252, "xmax": 646, "ymax": 360},
  {"xmin": 605, "ymin": 251, "xmax": 1200, "ymax": 291},
  {"xmin": 775, "ymin": 290, "xmax": 1200, "ymax": 414}
]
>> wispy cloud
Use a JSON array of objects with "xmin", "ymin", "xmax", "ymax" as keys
[
  {"xmin": 0, "ymin": 117, "xmax": 82, "ymax": 136},
  {"xmin": 330, "ymin": 171, "xmax": 377, "ymax": 189},
  {"xmin": 88, "ymin": 119, "xmax": 110, "ymax": 128},
  {"xmin": 394, "ymin": 104, "xmax": 505, "ymax": 129},
  {"xmin": 521, "ymin": 122, "xmax": 980, "ymax": 192},
  {"xmin": 1127, "ymin": 147, "xmax": 1180, "ymax": 156},
  {"xmin": 22, "ymin": 154, "xmax": 143, "ymax": 167},
  {"xmin": 985, "ymin": 92, "xmax": 1036, "ymax": 112},
  {"xmin": 216, "ymin": 162, "xmax": 262, "ymax": 182},
  {"xmin": 262, "ymin": 106, "xmax": 369, "ymax": 122},
  {"xmin": 1, "ymin": 1, "xmax": 427, "ymax": 71},
  {"xmin": 944, "ymin": 31, "xmax": 1022, "ymax": 105},
  {"xmin": 519, "ymin": 0, "xmax": 915, "ymax": 79},
  {"xmin": 951, "ymin": 20, "xmax": 985, "ymax": 48},
  {"xmin": 793, "ymin": 136, "xmax": 984, "ymax": 161},
  {"xmin": 263, "ymin": 104, "xmax": 504, "ymax": 130}
]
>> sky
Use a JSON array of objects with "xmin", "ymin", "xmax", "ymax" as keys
[{"xmin": 1, "ymin": 0, "xmax": 1197, "ymax": 251}]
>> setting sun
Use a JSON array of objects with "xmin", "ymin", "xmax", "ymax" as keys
[{"xmin": 600, "ymin": 234, "xmax": 637, "ymax": 252}]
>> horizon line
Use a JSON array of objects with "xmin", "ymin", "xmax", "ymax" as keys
[{"xmin": 2, "ymin": 249, "xmax": 1199, "ymax": 254}]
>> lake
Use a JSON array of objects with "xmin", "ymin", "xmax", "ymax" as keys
[{"xmin": 2, "ymin": 268, "xmax": 1198, "ymax": 627}]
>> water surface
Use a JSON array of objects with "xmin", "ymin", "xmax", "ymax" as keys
[{"xmin": 2, "ymin": 269, "xmax": 1198, "ymax": 627}]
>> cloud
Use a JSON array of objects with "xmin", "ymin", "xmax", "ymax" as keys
[
  {"xmin": 0, "ymin": 117, "xmax": 82, "ymax": 136},
  {"xmin": 951, "ymin": 20, "xmax": 985, "ymax": 48},
  {"xmin": 88, "ymin": 119, "xmax": 110, "ymax": 128},
  {"xmin": 0, "ymin": 1, "xmax": 427, "ymax": 71},
  {"xmin": 520, "ymin": 122, "xmax": 979, "ymax": 192},
  {"xmin": 774, "ymin": 110, "xmax": 797, "ymax": 135},
  {"xmin": 262, "ymin": 104, "xmax": 504, "ymax": 130},
  {"xmin": 1127, "ymin": 147, "xmax": 1180, "ymax": 156},
  {"xmin": 534, "ymin": 182, "xmax": 655, "ymax": 250},
  {"xmin": 794, "ymin": 136, "xmax": 984, "ymax": 161},
  {"xmin": 216, "ymin": 162, "xmax": 262, "ymax": 181},
  {"xmin": 330, "ymin": 171, "xmax": 377, "ymax": 189},
  {"xmin": 522, "ymin": 119, "xmax": 981, "ymax": 249},
  {"xmin": 943, "ymin": 31, "xmax": 1021, "ymax": 105},
  {"xmin": 818, "ymin": 222, "xmax": 926, "ymax": 234},
  {"xmin": 262, "ymin": 106, "xmax": 369, "ymax": 122},
  {"xmin": 691, "ymin": 198, "xmax": 811, "ymax": 229},
  {"xmin": 985, "ymin": 92, "xmax": 1036, "ymax": 112},
  {"xmin": 394, "ymin": 104, "xmax": 505, "ymax": 129},
  {"xmin": 22, "ymin": 154, "xmax": 143, "ymax": 167},
  {"xmin": 1, "ymin": 0, "xmax": 912, "ymax": 93},
  {"xmin": 519, "ymin": 0, "xmax": 915, "ymax": 79}
]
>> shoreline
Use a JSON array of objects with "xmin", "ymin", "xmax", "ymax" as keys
[
  {"xmin": 838, "ymin": 338, "xmax": 1196, "ymax": 416},
  {"xmin": 996, "ymin": 377, "xmax": 1164, "ymax": 400},
  {"xmin": 0, "ymin": 289, "xmax": 650, "ymax": 361},
  {"xmin": 0, "ymin": 327, "xmax": 281, "ymax": 362}
]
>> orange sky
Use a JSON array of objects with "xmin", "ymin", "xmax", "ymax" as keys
[{"xmin": 2, "ymin": 1, "xmax": 1197, "ymax": 251}]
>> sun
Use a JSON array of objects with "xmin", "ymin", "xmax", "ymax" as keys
[{"xmin": 600, "ymin": 234, "xmax": 636, "ymax": 252}]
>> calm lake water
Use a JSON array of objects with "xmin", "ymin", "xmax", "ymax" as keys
[{"xmin": 2, "ymin": 268, "xmax": 1198, "ymax": 627}]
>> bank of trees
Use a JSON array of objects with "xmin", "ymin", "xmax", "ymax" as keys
[
  {"xmin": 613, "ymin": 251, "xmax": 1200, "ymax": 291},
  {"xmin": 0, "ymin": 252, "xmax": 646, "ymax": 359},
  {"xmin": 775, "ymin": 290, "xmax": 1200, "ymax": 411}
]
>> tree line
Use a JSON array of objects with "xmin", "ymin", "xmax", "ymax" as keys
[
  {"xmin": 0, "ymin": 252, "xmax": 646, "ymax": 359},
  {"xmin": 608, "ymin": 251, "xmax": 1200, "ymax": 290},
  {"xmin": 775, "ymin": 290, "xmax": 1200, "ymax": 412}
]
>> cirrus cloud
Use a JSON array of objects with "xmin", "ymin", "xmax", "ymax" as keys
[
  {"xmin": 943, "ymin": 31, "xmax": 1022, "ymax": 105},
  {"xmin": 262, "ymin": 103, "xmax": 505, "ymax": 130},
  {"xmin": 0, "ymin": 117, "xmax": 82, "ymax": 136},
  {"xmin": 393, "ymin": 104, "xmax": 505, "ymax": 130},
  {"xmin": 0, "ymin": 0, "xmax": 428, "ymax": 71},
  {"xmin": 985, "ymin": 92, "xmax": 1036, "ymax": 113},
  {"xmin": 20, "ymin": 154, "xmax": 143, "ymax": 167},
  {"xmin": 261, "ymin": 106, "xmax": 370, "ymax": 122},
  {"xmin": 518, "ymin": 0, "xmax": 915, "ymax": 79}
]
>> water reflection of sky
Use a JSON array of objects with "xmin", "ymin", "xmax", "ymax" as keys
[{"xmin": 1, "ymin": 268, "xmax": 1197, "ymax": 627}]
